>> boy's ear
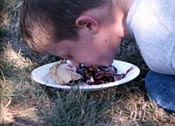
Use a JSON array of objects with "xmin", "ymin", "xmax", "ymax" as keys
[{"xmin": 75, "ymin": 16, "xmax": 99, "ymax": 33}]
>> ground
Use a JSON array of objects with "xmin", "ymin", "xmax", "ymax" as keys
[{"xmin": 0, "ymin": 1, "xmax": 175, "ymax": 126}]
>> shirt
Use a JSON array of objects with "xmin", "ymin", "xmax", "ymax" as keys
[{"xmin": 127, "ymin": 0, "xmax": 175, "ymax": 75}]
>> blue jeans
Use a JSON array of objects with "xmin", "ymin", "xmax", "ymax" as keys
[{"xmin": 145, "ymin": 70, "xmax": 175, "ymax": 112}]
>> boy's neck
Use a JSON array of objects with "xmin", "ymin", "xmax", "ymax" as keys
[
  {"xmin": 117, "ymin": 0, "xmax": 134, "ymax": 14},
  {"xmin": 113, "ymin": 0, "xmax": 134, "ymax": 37}
]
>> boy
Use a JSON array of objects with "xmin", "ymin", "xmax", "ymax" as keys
[{"xmin": 20, "ymin": 0, "xmax": 175, "ymax": 111}]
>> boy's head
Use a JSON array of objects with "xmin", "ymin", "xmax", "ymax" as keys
[
  {"xmin": 20, "ymin": 0, "xmax": 128, "ymax": 66},
  {"xmin": 20, "ymin": 0, "xmax": 108, "ymax": 52}
]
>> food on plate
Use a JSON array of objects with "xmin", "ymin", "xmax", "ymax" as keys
[
  {"xmin": 49, "ymin": 60, "xmax": 132, "ymax": 85},
  {"xmin": 76, "ymin": 64, "xmax": 125, "ymax": 85},
  {"xmin": 49, "ymin": 60, "xmax": 82, "ymax": 84}
]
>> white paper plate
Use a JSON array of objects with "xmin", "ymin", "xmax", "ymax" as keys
[{"xmin": 31, "ymin": 60, "xmax": 140, "ymax": 91}]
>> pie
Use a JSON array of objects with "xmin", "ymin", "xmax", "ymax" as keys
[
  {"xmin": 49, "ymin": 60, "xmax": 82, "ymax": 84},
  {"xmin": 49, "ymin": 60, "xmax": 131, "ymax": 85}
]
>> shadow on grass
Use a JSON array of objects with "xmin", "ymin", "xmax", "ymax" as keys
[
  {"xmin": 1, "ymin": 116, "xmax": 172, "ymax": 126},
  {"xmin": 0, "ymin": 117, "xmax": 43, "ymax": 126}
]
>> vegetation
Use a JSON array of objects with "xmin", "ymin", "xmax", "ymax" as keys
[{"xmin": 0, "ymin": 0, "xmax": 175, "ymax": 126}]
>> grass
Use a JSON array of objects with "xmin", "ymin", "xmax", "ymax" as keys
[
  {"xmin": 45, "ymin": 90, "xmax": 105, "ymax": 126},
  {"xmin": 0, "ymin": 0, "xmax": 175, "ymax": 126}
]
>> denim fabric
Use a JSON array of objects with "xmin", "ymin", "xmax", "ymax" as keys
[{"xmin": 145, "ymin": 70, "xmax": 175, "ymax": 111}]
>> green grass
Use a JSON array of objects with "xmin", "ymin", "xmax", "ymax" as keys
[{"xmin": 45, "ymin": 90, "xmax": 103, "ymax": 126}]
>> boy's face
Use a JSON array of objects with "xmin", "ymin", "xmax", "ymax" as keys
[
  {"xmin": 49, "ymin": 33, "xmax": 121, "ymax": 67},
  {"xmin": 48, "ymin": 1, "xmax": 128, "ymax": 67}
]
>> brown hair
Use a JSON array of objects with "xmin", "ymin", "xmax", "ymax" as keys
[{"xmin": 20, "ymin": 0, "xmax": 107, "ymax": 52}]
